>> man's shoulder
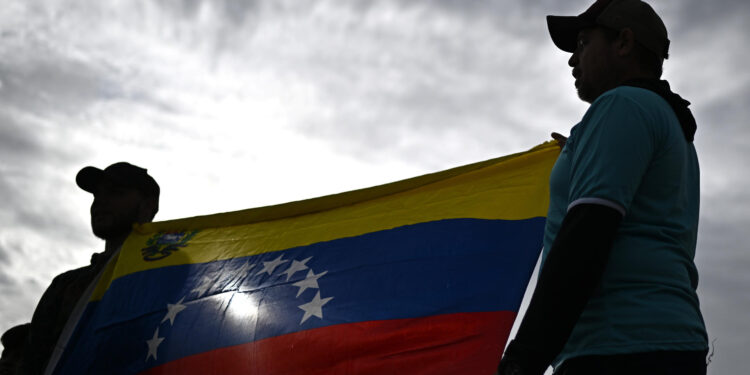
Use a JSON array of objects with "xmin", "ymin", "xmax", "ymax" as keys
[
  {"xmin": 52, "ymin": 264, "xmax": 96, "ymax": 284},
  {"xmin": 45, "ymin": 261, "xmax": 103, "ymax": 297},
  {"xmin": 43, "ymin": 250, "xmax": 115, "ymax": 300},
  {"xmin": 595, "ymin": 86, "xmax": 669, "ymax": 112},
  {"xmin": 582, "ymin": 86, "xmax": 676, "ymax": 133},
  {"xmin": 572, "ymin": 85, "xmax": 681, "ymax": 152}
]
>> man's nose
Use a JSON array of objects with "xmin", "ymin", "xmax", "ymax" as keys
[
  {"xmin": 91, "ymin": 195, "xmax": 107, "ymax": 212},
  {"xmin": 568, "ymin": 52, "xmax": 578, "ymax": 67}
]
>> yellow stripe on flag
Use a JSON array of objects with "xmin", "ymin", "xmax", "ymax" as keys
[{"xmin": 90, "ymin": 141, "xmax": 559, "ymax": 301}]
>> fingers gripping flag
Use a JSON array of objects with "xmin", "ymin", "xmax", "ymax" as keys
[{"xmin": 51, "ymin": 142, "xmax": 559, "ymax": 375}]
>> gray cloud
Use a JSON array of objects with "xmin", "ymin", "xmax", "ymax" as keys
[
  {"xmin": 229, "ymin": 1, "xmax": 567, "ymax": 167},
  {"xmin": 667, "ymin": 0, "xmax": 750, "ymax": 35},
  {"xmin": 0, "ymin": 163, "xmax": 85, "ymax": 238},
  {"xmin": 0, "ymin": 61, "xmax": 105, "ymax": 118},
  {"xmin": 0, "ymin": 113, "xmax": 48, "ymax": 161},
  {"xmin": 0, "ymin": 241, "xmax": 13, "ymax": 266},
  {"xmin": 697, "ymin": 84, "xmax": 750, "ymax": 144},
  {"xmin": 0, "ymin": 1, "xmax": 748, "ymax": 373},
  {"xmin": 0, "ymin": 272, "xmax": 42, "ymax": 329},
  {"xmin": 0, "ymin": 271, "xmax": 15, "ymax": 287},
  {"xmin": 694, "ymin": 214, "xmax": 750, "ymax": 375}
]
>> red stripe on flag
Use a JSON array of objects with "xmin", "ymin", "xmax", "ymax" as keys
[{"xmin": 140, "ymin": 311, "xmax": 515, "ymax": 375}]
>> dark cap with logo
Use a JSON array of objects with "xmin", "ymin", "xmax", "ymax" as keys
[
  {"xmin": 76, "ymin": 162, "xmax": 160, "ymax": 199},
  {"xmin": 547, "ymin": 0, "xmax": 670, "ymax": 59}
]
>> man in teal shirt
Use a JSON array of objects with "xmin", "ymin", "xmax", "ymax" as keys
[{"xmin": 498, "ymin": 1, "xmax": 708, "ymax": 374}]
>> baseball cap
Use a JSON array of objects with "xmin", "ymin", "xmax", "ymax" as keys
[
  {"xmin": 76, "ymin": 162, "xmax": 160, "ymax": 199},
  {"xmin": 547, "ymin": 0, "xmax": 670, "ymax": 59}
]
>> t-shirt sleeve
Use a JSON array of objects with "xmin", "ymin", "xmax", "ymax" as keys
[{"xmin": 567, "ymin": 91, "xmax": 657, "ymax": 215}]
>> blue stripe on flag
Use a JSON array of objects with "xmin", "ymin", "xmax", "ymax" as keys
[{"xmin": 55, "ymin": 217, "xmax": 543, "ymax": 374}]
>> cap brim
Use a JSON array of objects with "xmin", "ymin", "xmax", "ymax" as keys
[
  {"xmin": 76, "ymin": 166, "xmax": 106, "ymax": 193},
  {"xmin": 547, "ymin": 15, "xmax": 594, "ymax": 53}
]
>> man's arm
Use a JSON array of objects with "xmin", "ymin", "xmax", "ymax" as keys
[
  {"xmin": 0, "ymin": 323, "xmax": 30, "ymax": 374},
  {"xmin": 498, "ymin": 203, "xmax": 622, "ymax": 375},
  {"xmin": 19, "ymin": 272, "xmax": 74, "ymax": 375}
]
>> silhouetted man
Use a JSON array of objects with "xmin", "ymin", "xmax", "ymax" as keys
[
  {"xmin": 498, "ymin": 1, "xmax": 708, "ymax": 374},
  {"xmin": 3, "ymin": 162, "xmax": 159, "ymax": 375},
  {"xmin": 0, "ymin": 324, "xmax": 29, "ymax": 375}
]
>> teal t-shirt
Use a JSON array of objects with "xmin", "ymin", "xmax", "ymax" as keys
[{"xmin": 543, "ymin": 86, "xmax": 708, "ymax": 367}]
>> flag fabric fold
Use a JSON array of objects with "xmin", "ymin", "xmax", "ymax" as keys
[{"xmin": 52, "ymin": 141, "xmax": 559, "ymax": 375}]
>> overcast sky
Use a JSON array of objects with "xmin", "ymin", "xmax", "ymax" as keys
[{"xmin": 1, "ymin": 0, "xmax": 748, "ymax": 373}]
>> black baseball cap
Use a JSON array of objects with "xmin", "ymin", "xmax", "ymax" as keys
[
  {"xmin": 76, "ymin": 162, "xmax": 160, "ymax": 199},
  {"xmin": 547, "ymin": 0, "xmax": 670, "ymax": 59}
]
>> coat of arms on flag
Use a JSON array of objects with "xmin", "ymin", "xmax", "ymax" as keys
[{"xmin": 50, "ymin": 142, "xmax": 559, "ymax": 375}]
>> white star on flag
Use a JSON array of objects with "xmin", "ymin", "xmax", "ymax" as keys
[
  {"xmin": 292, "ymin": 269, "xmax": 328, "ymax": 297},
  {"xmin": 235, "ymin": 260, "xmax": 255, "ymax": 276},
  {"xmin": 145, "ymin": 328, "xmax": 165, "ymax": 361},
  {"xmin": 282, "ymin": 257, "xmax": 312, "ymax": 281},
  {"xmin": 161, "ymin": 297, "xmax": 187, "ymax": 326},
  {"xmin": 298, "ymin": 291, "xmax": 334, "ymax": 324},
  {"xmin": 191, "ymin": 275, "xmax": 213, "ymax": 298},
  {"xmin": 259, "ymin": 255, "xmax": 288, "ymax": 275},
  {"xmin": 224, "ymin": 260, "xmax": 255, "ymax": 289}
]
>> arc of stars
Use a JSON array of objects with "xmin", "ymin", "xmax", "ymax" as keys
[
  {"xmin": 298, "ymin": 291, "xmax": 334, "ymax": 324},
  {"xmin": 144, "ymin": 254, "xmax": 336, "ymax": 363},
  {"xmin": 292, "ymin": 269, "xmax": 328, "ymax": 297},
  {"xmin": 191, "ymin": 275, "xmax": 214, "ymax": 298},
  {"xmin": 259, "ymin": 255, "xmax": 288, "ymax": 275},
  {"xmin": 224, "ymin": 260, "xmax": 256, "ymax": 290},
  {"xmin": 161, "ymin": 297, "xmax": 187, "ymax": 326},
  {"xmin": 145, "ymin": 328, "xmax": 165, "ymax": 361},
  {"xmin": 282, "ymin": 256, "xmax": 312, "ymax": 281}
]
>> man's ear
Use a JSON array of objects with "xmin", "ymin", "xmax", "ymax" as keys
[{"xmin": 616, "ymin": 28, "xmax": 637, "ymax": 56}]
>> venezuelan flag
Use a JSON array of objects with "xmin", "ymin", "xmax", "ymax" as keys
[{"xmin": 51, "ymin": 142, "xmax": 559, "ymax": 375}]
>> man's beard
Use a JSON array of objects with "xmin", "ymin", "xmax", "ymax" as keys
[
  {"xmin": 91, "ymin": 210, "xmax": 138, "ymax": 240},
  {"xmin": 577, "ymin": 80, "xmax": 601, "ymax": 104},
  {"xmin": 577, "ymin": 62, "xmax": 622, "ymax": 104}
]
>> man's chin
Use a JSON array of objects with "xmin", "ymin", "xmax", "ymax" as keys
[
  {"xmin": 92, "ymin": 225, "xmax": 130, "ymax": 241},
  {"xmin": 577, "ymin": 88, "xmax": 596, "ymax": 104}
]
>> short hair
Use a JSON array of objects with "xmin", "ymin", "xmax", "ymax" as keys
[{"xmin": 600, "ymin": 27, "xmax": 664, "ymax": 78}]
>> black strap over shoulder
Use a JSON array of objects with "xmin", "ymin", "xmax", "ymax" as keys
[{"xmin": 621, "ymin": 79, "xmax": 697, "ymax": 142}]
